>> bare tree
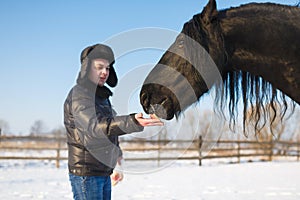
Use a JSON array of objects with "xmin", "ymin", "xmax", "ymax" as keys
[
  {"xmin": 286, "ymin": 106, "xmax": 300, "ymax": 141},
  {"xmin": 49, "ymin": 126, "xmax": 66, "ymax": 137},
  {"xmin": 30, "ymin": 120, "xmax": 46, "ymax": 136},
  {"xmin": 198, "ymin": 110, "xmax": 213, "ymax": 139},
  {"xmin": 0, "ymin": 119, "xmax": 10, "ymax": 135},
  {"xmin": 245, "ymin": 102, "xmax": 294, "ymax": 142}
]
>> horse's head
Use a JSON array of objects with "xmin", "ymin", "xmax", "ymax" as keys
[{"xmin": 140, "ymin": 0, "xmax": 227, "ymax": 119}]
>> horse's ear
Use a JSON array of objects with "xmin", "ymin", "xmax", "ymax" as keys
[{"xmin": 201, "ymin": 0, "xmax": 218, "ymax": 24}]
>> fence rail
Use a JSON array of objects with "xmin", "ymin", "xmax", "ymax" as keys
[{"xmin": 0, "ymin": 135, "xmax": 299, "ymax": 168}]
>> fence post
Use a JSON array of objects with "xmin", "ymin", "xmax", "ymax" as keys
[
  {"xmin": 237, "ymin": 140, "xmax": 240, "ymax": 163},
  {"xmin": 297, "ymin": 139, "xmax": 300, "ymax": 162},
  {"xmin": 269, "ymin": 138, "xmax": 274, "ymax": 162},
  {"xmin": 157, "ymin": 141, "xmax": 161, "ymax": 167},
  {"xmin": 198, "ymin": 136, "xmax": 202, "ymax": 166},
  {"xmin": 56, "ymin": 136, "xmax": 61, "ymax": 168}
]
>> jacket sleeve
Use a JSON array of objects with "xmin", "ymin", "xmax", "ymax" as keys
[
  {"xmin": 112, "ymin": 108, "xmax": 123, "ymax": 158},
  {"xmin": 72, "ymin": 87, "xmax": 144, "ymax": 138}
]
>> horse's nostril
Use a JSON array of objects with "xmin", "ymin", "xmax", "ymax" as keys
[
  {"xmin": 140, "ymin": 91, "xmax": 151, "ymax": 113},
  {"xmin": 140, "ymin": 92, "xmax": 148, "ymax": 105},
  {"xmin": 140, "ymin": 92, "xmax": 146, "ymax": 101}
]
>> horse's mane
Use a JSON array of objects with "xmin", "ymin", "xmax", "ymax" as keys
[
  {"xmin": 185, "ymin": 3, "xmax": 297, "ymax": 136},
  {"xmin": 216, "ymin": 70, "xmax": 295, "ymax": 136}
]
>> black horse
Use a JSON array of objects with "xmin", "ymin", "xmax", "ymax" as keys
[{"xmin": 140, "ymin": 0, "xmax": 300, "ymax": 132}]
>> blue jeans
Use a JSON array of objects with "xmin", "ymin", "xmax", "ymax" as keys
[{"xmin": 69, "ymin": 174, "xmax": 111, "ymax": 200}]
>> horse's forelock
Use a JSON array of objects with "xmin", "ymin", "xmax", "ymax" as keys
[{"xmin": 184, "ymin": 14, "xmax": 209, "ymax": 46}]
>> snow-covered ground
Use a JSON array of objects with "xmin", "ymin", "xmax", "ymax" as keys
[{"xmin": 0, "ymin": 160, "xmax": 299, "ymax": 200}]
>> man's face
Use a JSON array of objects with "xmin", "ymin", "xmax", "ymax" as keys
[{"xmin": 88, "ymin": 58, "xmax": 110, "ymax": 86}]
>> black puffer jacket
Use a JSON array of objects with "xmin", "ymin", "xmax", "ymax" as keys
[{"xmin": 64, "ymin": 80, "xmax": 144, "ymax": 176}]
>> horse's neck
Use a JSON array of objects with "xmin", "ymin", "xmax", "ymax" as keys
[{"xmin": 219, "ymin": 4, "xmax": 300, "ymax": 104}]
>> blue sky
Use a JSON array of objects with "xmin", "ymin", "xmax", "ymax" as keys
[{"xmin": 0, "ymin": 0, "xmax": 297, "ymax": 134}]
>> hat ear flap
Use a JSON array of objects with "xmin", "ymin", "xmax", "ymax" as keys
[{"xmin": 106, "ymin": 66, "xmax": 118, "ymax": 87}]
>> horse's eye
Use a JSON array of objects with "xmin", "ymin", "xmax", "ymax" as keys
[{"xmin": 178, "ymin": 40, "xmax": 184, "ymax": 48}]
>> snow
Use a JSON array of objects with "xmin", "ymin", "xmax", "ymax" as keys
[{"xmin": 0, "ymin": 160, "xmax": 300, "ymax": 200}]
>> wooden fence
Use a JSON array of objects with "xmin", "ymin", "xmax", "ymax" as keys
[
  {"xmin": 0, "ymin": 135, "xmax": 299, "ymax": 168},
  {"xmin": 0, "ymin": 135, "xmax": 67, "ymax": 168}
]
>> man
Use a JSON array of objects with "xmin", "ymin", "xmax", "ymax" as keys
[{"xmin": 64, "ymin": 44, "xmax": 163, "ymax": 200}]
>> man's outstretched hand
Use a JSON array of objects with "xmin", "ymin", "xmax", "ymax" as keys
[{"xmin": 135, "ymin": 113, "xmax": 164, "ymax": 127}]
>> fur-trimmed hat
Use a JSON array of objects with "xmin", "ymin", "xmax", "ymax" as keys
[{"xmin": 78, "ymin": 44, "xmax": 118, "ymax": 87}]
